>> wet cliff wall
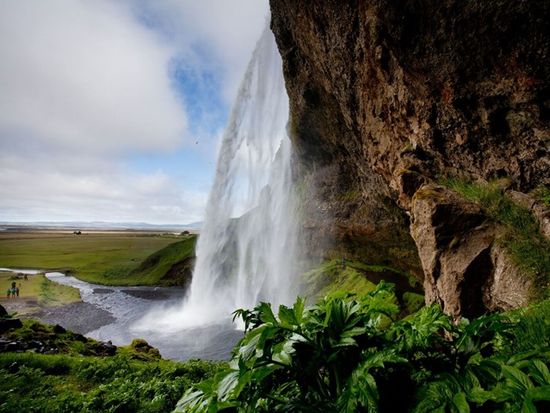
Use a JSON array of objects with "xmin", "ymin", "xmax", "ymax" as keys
[{"xmin": 270, "ymin": 0, "xmax": 550, "ymax": 317}]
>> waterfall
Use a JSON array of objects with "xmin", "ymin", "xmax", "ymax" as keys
[{"xmin": 143, "ymin": 25, "xmax": 298, "ymax": 330}]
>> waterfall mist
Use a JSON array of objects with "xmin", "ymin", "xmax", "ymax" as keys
[{"xmin": 139, "ymin": 25, "xmax": 299, "ymax": 331}]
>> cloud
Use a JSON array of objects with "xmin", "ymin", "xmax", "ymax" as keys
[
  {"xmin": 129, "ymin": 0, "xmax": 269, "ymax": 104},
  {"xmin": 0, "ymin": 150, "xmax": 207, "ymax": 224},
  {"xmin": 0, "ymin": 0, "xmax": 187, "ymax": 154},
  {"xmin": 0, "ymin": 0, "xmax": 270, "ymax": 224}
]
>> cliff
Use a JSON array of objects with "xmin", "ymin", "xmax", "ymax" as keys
[{"xmin": 270, "ymin": 0, "xmax": 550, "ymax": 317}]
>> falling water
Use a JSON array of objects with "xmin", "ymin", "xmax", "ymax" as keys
[{"xmin": 142, "ymin": 26, "xmax": 298, "ymax": 331}]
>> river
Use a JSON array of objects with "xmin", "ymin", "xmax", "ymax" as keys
[{"xmin": 1, "ymin": 268, "xmax": 242, "ymax": 361}]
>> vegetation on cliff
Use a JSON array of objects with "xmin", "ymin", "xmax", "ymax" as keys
[
  {"xmin": 442, "ymin": 178, "xmax": 550, "ymax": 298},
  {"xmin": 176, "ymin": 283, "xmax": 550, "ymax": 412}
]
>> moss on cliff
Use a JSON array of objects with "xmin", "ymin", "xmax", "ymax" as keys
[
  {"xmin": 442, "ymin": 177, "xmax": 550, "ymax": 295},
  {"xmin": 301, "ymin": 259, "xmax": 423, "ymax": 311}
]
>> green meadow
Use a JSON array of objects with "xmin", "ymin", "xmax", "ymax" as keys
[{"xmin": 0, "ymin": 232, "xmax": 196, "ymax": 286}]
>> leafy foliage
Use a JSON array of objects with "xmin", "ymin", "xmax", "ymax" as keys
[
  {"xmin": 176, "ymin": 283, "xmax": 550, "ymax": 412},
  {"xmin": 0, "ymin": 352, "xmax": 222, "ymax": 413}
]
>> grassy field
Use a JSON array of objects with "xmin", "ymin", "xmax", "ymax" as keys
[
  {"xmin": 0, "ymin": 232, "xmax": 196, "ymax": 286},
  {"xmin": 0, "ymin": 272, "xmax": 80, "ymax": 314}
]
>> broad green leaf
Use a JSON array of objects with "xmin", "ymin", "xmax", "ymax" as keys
[
  {"xmin": 521, "ymin": 398, "xmax": 537, "ymax": 413},
  {"xmin": 527, "ymin": 385, "xmax": 550, "ymax": 401},
  {"xmin": 508, "ymin": 350, "xmax": 539, "ymax": 366},
  {"xmin": 258, "ymin": 302, "xmax": 277, "ymax": 325},
  {"xmin": 174, "ymin": 389, "xmax": 207, "ymax": 412},
  {"xmin": 293, "ymin": 296, "xmax": 305, "ymax": 324},
  {"xmin": 341, "ymin": 326, "xmax": 367, "ymax": 338},
  {"xmin": 217, "ymin": 370, "xmax": 239, "ymax": 400},
  {"xmin": 468, "ymin": 387, "xmax": 493, "ymax": 404},
  {"xmin": 334, "ymin": 336, "xmax": 358, "ymax": 348},
  {"xmin": 272, "ymin": 342, "xmax": 292, "ymax": 366},
  {"xmin": 237, "ymin": 326, "xmax": 265, "ymax": 361},
  {"xmin": 278, "ymin": 304, "xmax": 297, "ymax": 327},
  {"xmin": 451, "ymin": 392, "xmax": 470, "ymax": 413},
  {"xmin": 250, "ymin": 364, "xmax": 280, "ymax": 382},
  {"xmin": 528, "ymin": 359, "xmax": 550, "ymax": 385},
  {"xmin": 502, "ymin": 365, "xmax": 534, "ymax": 391}
]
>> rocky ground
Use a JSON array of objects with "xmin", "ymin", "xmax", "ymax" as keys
[{"xmin": 33, "ymin": 302, "xmax": 115, "ymax": 335}]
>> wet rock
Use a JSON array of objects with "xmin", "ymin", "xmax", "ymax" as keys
[
  {"xmin": 270, "ymin": 0, "xmax": 549, "ymax": 313},
  {"xmin": 53, "ymin": 324, "xmax": 66, "ymax": 334},
  {"xmin": 532, "ymin": 202, "xmax": 550, "ymax": 239},
  {"xmin": 72, "ymin": 333, "xmax": 87, "ymax": 342},
  {"xmin": 0, "ymin": 318, "xmax": 22, "ymax": 333},
  {"xmin": 93, "ymin": 340, "xmax": 117, "ymax": 356},
  {"xmin": 130, "ymin": 338, "xmax": 161, "ymax": 360},
  {"xmin": 0, "ymin": 304, "xmax": 7, "ymax": 317},
  {"xmin": 485, "ymin": 248, "xmax": 531, "ymax": 312}
]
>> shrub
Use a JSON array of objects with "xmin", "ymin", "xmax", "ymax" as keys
[{"xmin": 176, "ymin": 284, "xmax": 550, "ymax": 412}]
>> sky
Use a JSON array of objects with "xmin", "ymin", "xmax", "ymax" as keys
[{"xmin": 0, "ymin": 0, "xmax": 269, "ymax": 225}]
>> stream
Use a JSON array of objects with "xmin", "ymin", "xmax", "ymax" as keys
[{"xmin": 1, "ymin": 268, "xmax": 242, "ymax": 361}]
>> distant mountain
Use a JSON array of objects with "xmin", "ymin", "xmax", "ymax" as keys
[{"xmin": 0, "ymin": 221, "xmax": 202, "ymax": 231}]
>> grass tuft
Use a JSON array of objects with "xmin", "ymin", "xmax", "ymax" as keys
[{"xmin": 441, "ymin": 177, "xmax": 550, "ymax": 295}]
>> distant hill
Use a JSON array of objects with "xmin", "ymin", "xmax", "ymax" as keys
[{"xmin": 0, "ymin": 221, "xmax": 202, "ymax": 232}]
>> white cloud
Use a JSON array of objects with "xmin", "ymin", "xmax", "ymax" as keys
[
  {"xmin": 131, "ymin": 0, "xmax": 270, "ymax": 104},
  {"xmin": 0, "ymin": 0, "xmax": 187, "ymax": 154},
  {"xmin": 0, "ymin": 0, "xmax": 270, "ymax": 224},
  {"xmin": 0, "ymin": 151, "xmax": 207, "ymax": 224}
]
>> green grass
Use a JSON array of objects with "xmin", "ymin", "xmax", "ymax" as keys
[
  {"xmin": 301, "ymin": 259, "xmax": 422, "ymax": 308},
  {"xmin": 0, "ymin": 273, "xmax": 80, "ymax": 314},
  {"xmin": 0, "ymin": 233, "xmax": 196, "ymax": 286},
  {"xmin": 0, "ymin": 352, "xmax": 222, "ymax": 413},
  {"xmin": 532, "ymin": 185, "xmax": 550, "ymax": 207},
  {"xmin": 442, "ymin": 177, "xmax": 550, "ymax": 294},
  {"xmin": 38, "ymin": 275, "xmax": 81, "ymax": 306},
  {"xmin": 302, "ymin": 259, "xmax": 377, "ymax": 299},
  {"xmin": 129, "ymin": 236, "xmax": 197, "ymax": 286},
  {"xmin": 0, "ymin": 318, "xmax": 224, "ymax": 412}
]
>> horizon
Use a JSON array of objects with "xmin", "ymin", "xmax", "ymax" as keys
[{"xmin": 0, "ymin": 219, "xmax": 202, "ymax": 228}]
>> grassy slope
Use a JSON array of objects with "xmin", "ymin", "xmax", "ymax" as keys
[
  {"xmin": 0, "ymin": 320, "xmax": 222, "ymax": 413},
  {"xmin": 0, "ymin": 233, "xmax": 196, "ymax": 286},
  {"xmin": 301, "ymin": 259, "xmax": 424, "ymax": 313},
  {"xmin": 130, "ymin": 235, "xmax": 197, "ymax": 286}
]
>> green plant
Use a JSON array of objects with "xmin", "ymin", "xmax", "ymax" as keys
[
  {"xmin": 0, "ymin": 352, "xmax": 222, "ymax": 413},
  {"xmin": 176, "ymin": 288, "xmax": 550, "ymax": 412},
  {"xmin": 532, "ymin": 186, "xmax": 550, "ymax": 207}
]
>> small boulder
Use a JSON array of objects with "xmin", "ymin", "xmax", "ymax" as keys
[
  {"xmin": 0, "ymin": 318, "xmax": 22, "ymax": 333},
  {"xmin": 53, "ymin": 324, "xmax": 66, "ymax": 334},
  {"xmin": 130, "ymin": 338, "xmax": 161, "ymax": 359}
]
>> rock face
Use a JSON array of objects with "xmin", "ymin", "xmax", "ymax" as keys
[
  {"xmin": 270, "ymin": 0, "xmax": 549, "ymax": 315},
  {"xmin": 410, "ymin": 185, "xmax": 531, "ymax": 318}
]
